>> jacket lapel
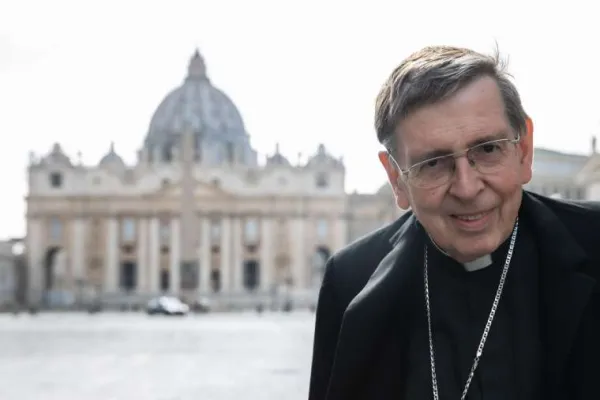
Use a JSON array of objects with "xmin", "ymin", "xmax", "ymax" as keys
[
  {"xmin": 325, "ymin": 215, "xmax": 424, "ymax": 400},
  {"xmin": 522, "ymin": 193, "xmax": 596, "ymax": 396}
]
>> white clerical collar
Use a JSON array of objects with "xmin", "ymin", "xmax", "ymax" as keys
[
  {"xmin": 427, "ymin": 233, "xmax": 493, "ymax": 272},
  {"xmin": 462, "ymin": 254, "xmax": 493, "ymax": 272}
]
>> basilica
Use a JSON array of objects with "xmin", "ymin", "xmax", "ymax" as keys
[{"xmin": 24, "ymin": 50, "xmax": 401, "ymax": 309}]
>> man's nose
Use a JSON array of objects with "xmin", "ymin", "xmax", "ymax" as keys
[{"xmin": 447, "ymin": 156, "xmax": 484, "ymax": 200}]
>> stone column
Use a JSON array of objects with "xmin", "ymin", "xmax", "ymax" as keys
[
  {"xmin": 169, "ymin": 218, "xmax": 181, "ymax": 294},
  {"xmin": 148, "ymin": 217, "xmax": 160, "ymax": 294},
  {"xmin": 136, "ymin": 218, "xmax": 148, "ymax": 293},
  {"xmin": 220, "ymin": 217, "xmax": 231, "ymax": 292},
  {"xmin": 199, "ymin": 217, "xmax": 211, "ymax": 293},
  {"xmin": 26, "ymin": 218, "xmax": 44, "ymax": 304},
  {"xmin": 289, "ymin": 217, "xmax": 306, "ymax": 289},
  {"xmin": 333, "ymin": 216, "xmax": 348, "ymax": 252},
  {"xmin": 259, "ymin": 217, "xmax": 274, "ymax": 291},
  {"xmin": 104, "ymin": 217, "xmax": 119, "ymax": 294},
  {"xmin": 232, "ymin": 217, "xmax": 243, "ymax": 292},
  {"xmin": 53, "ymin": 249, "xmax": 67, "ymax": 287},
  {"xmin": 71, "ymin": 218, "xmax": 86, "ymax": 285}
]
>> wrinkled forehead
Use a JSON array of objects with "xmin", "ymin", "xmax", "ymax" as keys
[{"xmin": 393, "ymin": 77, "xmax": 512, "ymax": 166}]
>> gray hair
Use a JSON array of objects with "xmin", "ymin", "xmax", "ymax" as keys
[{"xmin": 375, "ymin": 45, "xmax": 528, "ymax": 155}]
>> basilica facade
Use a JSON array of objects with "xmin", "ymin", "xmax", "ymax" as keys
[{"xmin": 24, "ymin": 50, "xmax": 400, "ymax": 309}]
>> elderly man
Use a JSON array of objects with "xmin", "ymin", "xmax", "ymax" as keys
[{"xmin": 308, "ymin": 46, "xmax": 600, "ymax": 400}]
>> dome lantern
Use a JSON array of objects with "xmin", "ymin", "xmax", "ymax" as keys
[{"xmin": 186, "ymin": 48, "xmax": 207, "ymax": 81}]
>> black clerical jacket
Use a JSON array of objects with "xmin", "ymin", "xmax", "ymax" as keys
[{"xmin": 308, "ymin": 191, "xmax": 600, "ymax": 400}]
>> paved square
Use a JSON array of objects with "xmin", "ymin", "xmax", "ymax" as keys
[{"xmin": 0, "ymin": 311, "xmax": 316, "ymax": 400}]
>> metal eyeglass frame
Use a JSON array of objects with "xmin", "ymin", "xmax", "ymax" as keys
[{"xmin": 387, "ymin": 134, "xmax": 521, "ymax": 188}]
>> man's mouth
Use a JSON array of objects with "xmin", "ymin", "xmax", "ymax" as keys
[
  {"xmin": 452, "ymin": 212, "xmax": 488, "ymax": 221},
  {"xmin": 449, "ymin": 209, "xmax": 495, "ymax": 230}
]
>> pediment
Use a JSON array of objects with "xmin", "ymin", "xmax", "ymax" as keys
[{"xmin": 160, "ymin": 180, "xmax": 233, "ymax": 198}]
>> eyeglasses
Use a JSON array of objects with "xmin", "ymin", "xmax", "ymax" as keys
[{"xmin": 389, "ymin": 135, "xmax": 521, "ymax": 189}]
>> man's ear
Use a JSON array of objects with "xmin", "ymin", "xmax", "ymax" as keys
[
  {"xmin": 378, "ymin": 151, "xmax": 410, "ymax": 209},
  {"xmin": 518, "ymin": 117, "xmax": 534, "ymax": 184}
]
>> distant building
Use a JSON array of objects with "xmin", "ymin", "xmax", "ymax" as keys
[
  {"xmin": 524, "ymin": 147, "xmax": 589, "ymax": 199},
  {"xmin": 0, "ymin": 241, "xmax": 16, "ymax": 307},
  {"xmin": 525, "ymin": 138, "xmax": 600, "ymax": 201},
  {"xmin": 24, "ymin": 49, "xmax": 398, "ymax": 309}
]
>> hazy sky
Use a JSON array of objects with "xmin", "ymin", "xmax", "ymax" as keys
[{"xmin": 1, "ymin": 0, "xmax": 598, "ymax": 238}]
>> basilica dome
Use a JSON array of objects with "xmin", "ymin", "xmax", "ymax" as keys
[{"xmin": 144, "ymin": 49, "xmax": 256, "ymax": 165}]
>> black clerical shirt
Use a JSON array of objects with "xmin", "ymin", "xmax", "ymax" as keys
[{"xmin": 404, "ymin": 218, "xmax": 542, "ymax": 400}]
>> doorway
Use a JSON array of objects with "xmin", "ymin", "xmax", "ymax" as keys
[
  {"xmin": 43, "ymin": 246, "xmax": 61, "ymax": 290},
  {"xmin": 243, "ymin": 260, "xmax": 260, "ymax": 291},
  {"xmin": 120, "ymin": 261, "xmax": 137, "ymax": 291}
]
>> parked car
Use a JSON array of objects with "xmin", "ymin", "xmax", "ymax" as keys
[
  {"xmin": 192, "ymin": 296, "xmax": 212, "ymax": 313},
  {"xmin": 146, "ymin": 296, "xmax": 190, "ymax": 316}
]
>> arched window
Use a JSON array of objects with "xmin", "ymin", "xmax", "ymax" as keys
[
  {"xmin": 226, "ymin": 142, "xmax": 235, "ymax": 163},
  {"xmin": 316, "ymin": 172, "xmax": 329, "ymax": 188},
  {"xmin": 162, "ymin": 145, "xmax": 172, "ymax": 162}
]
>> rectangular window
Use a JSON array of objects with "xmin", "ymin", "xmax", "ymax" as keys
[
  {"xmin": 316, "ymin": 173, "xmax": 328, "ymax": 188},
  {"xmin": 210, "ymin": 219, "xmax": 221, "ymax": 241},
  {"xmin": 317, "ymin": 219, "xmax": 328, "ymax": 240},
  {"xmin": 244, "ymin": 218, "xmax": 259, "ymax": 243},
  {"xmin": 160, "ymin": 220, "xmax": 170, "ymax": 242},
  {"xmin": 121, "ymin": 218, "xmax": 136, "ymax": 242},
  {"xmin": 49, "ymin": 217, "xmax": 62, "ymax": 241},
  {"xmin": 49, "ymin": 172, "xmax": 63, "ymax": 188}
]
